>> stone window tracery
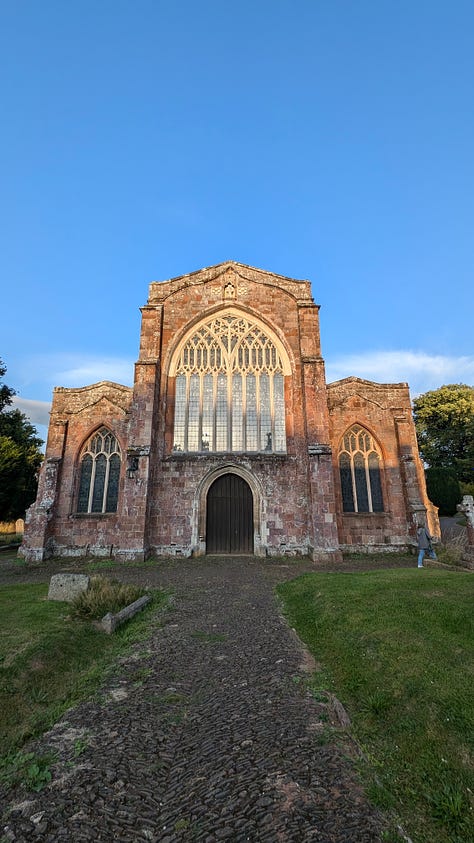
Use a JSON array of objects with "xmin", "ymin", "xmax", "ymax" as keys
[
  {"xmin": 77, "ymin": 427, "xmax": 121, "ymax": 513},
  {"xmin": 171, "ymin": 314, "xmax": 287, "ymax": 453},
  {"xmin": 338, "ymin": 424, "xmax": 384, "ymax": 513}
]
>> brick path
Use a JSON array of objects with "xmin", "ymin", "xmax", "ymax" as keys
[{"xmin": 1, "ymin": 556, "xmax": 386, "ymax": 842}]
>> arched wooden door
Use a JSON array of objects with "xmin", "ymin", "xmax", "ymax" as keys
[{"xmin": 206, "ymin": 474, "xmax": 254, "ymax": 554}]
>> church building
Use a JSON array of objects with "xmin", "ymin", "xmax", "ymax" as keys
[{"xmin": 21, "ymin": 261, "xmax": 438, "ymax": 563}]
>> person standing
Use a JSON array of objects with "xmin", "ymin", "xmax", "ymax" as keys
[{"xmin": 416, "ymin": 524, "xmax": 437, "ymax": 568}]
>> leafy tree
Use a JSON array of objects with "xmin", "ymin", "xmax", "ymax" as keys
[
  {"xmin": 0, "ymin": 358, "xmax": 16, "ymax": 412},
  {"xmin": 0, "ymin": 360, "xmax": 44, "ymax": 521},
  {"xmin": 425, "ymin": 467, "xmax": 461, "ymax": 517},
  {"xmin": 413, "ymin": 384, "xmax": 474, "ymax": 484}
]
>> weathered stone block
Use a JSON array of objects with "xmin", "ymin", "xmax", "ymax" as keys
[{"xmin": 48, "ymin": 573, "xmax": 90, "ymax": 602}]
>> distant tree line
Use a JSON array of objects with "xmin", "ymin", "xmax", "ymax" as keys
[
  {"xmin": 413, "ymin": 383, "xmax": 474, "ymax": 516},
  {"xmin": 0, "ymin": 358, "xmax": 44, "ymax": 522}
]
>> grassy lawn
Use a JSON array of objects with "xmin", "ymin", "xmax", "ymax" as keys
[
  {"xmin": 0, "ymin": 582, "xmax": 168, "ymax": 788},
  {"xmin": 277, "ymin": 567, "xmax": 474, "ymax": 843}
]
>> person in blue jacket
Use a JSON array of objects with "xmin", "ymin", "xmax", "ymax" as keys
[{"xmin": 416, "ymin": 524, "xmax": 437, "ymax": 568}]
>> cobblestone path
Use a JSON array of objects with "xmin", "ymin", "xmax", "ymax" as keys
[{"xmin": 1, "ymin": 557, "xmax": 385, "ymax": 842}]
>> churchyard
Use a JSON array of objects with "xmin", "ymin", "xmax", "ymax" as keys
[{"xmin": 0, "ymin": 552, "xmax": 472, "ymax": 843}]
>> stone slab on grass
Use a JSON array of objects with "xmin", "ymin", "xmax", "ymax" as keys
[{"xmin": 48, "ymin": 573, "xmax": 90, "ymax": 602}]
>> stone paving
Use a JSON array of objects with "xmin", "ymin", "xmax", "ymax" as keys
[{"xmin": 1, "ymin": 556, "xmax": 388, "ymax": 842}]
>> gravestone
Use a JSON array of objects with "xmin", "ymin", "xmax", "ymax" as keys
[{"xmin": 48, "ymin": 573, "xmax": 90, "ymax": 602}]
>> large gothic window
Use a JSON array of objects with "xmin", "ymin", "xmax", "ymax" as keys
[
  {"xmin": 171, "ymin": 313, "xmax": 288, "ymax": 453},
  {"xmin": 338, "ymin": 425, "xmax": 384, "ymax": 513},
  {"xmin": 77, "ymin": 427, "xmax": 121, "ymax": 513}
]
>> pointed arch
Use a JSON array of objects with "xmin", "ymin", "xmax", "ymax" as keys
[
  {"xmin": 77, "ymin": 426, "xmax": 122, "ymax": 513},
  {"xmin": 338, "ymin": 424, "xmax": 384, "ymax": 513},
  {"xmin": 195, "ymin": 462, "xmax": 264, "ymax": 555},
  {"xmin": 169, "ymin": 309, "xmax": 291, "ymax": 454},
  {"xmin": 206, "ymin": 474, "xmax": 254, "ymax": 553}
]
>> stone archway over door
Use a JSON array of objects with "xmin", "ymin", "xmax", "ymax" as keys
[{"xmin": 206, "ymin": 474, "xmax": 254, "ymax": 554}]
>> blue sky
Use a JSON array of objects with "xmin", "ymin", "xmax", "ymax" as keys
[{"xmin": 1, "ymin": 1, "xmax": 473, "ymax": 444}]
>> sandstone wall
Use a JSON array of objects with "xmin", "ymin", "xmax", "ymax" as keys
[
  {"xmin": 327, "ymin": 377, "xmax": 438, "ymax": 551},
  {"xmin": 21, "ymin": 262, "xmax": 436, "ymax": 562}
]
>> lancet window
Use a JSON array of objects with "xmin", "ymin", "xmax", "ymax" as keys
[
  {"xmin": 338, "ymin": 424, "xmax": 384, "ymax": 513},
  {"xmin": 77, "ymin": 427, "xmax": 121, "ymax": 513},
  {"xmin": 171, "ymin": 314, "xmax": 288, "ymax": 453}
]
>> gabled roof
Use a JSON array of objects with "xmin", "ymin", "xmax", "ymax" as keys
[
  {"xmin": 326, "ymin": 377, "xmax": 411, "ymax": 411},
  {"xmin": 53, "ymin": 381, "xmax": 133, "ymax": 414},
  {"xmin": 148, "ymin": 260, "xmax": 315, "ymax": 304},
  {"xmin": 327, "ymin": 376, "xmax": 409, "ymax": 389}
]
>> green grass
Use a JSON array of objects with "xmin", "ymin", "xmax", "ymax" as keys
[
  {"xmin": 85, "ymin": 556, "xmax": 177, "ymax": 571},
  {"xmin": 0, "ymin": 582, "xmax": 168, "ymax": 782},
  {"xmin": 0, "ymin": 549, "xmax": 26, "ymax": 565},
  {"xmin": 277, "ymin": 568, "xmax": 474, "ymax": 843},
  {"xmin": 0, "ymin": 533, "xmax": 23, "ymax": 546}
]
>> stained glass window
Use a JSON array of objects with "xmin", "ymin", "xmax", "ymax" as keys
[
  {"xmin": 273, "ymin": 373, "xmax": 286, "ymax": 452},
  {"xmin": 231, "ymin": 373, "xmax": 243, "ymax": 451},
  {"xmin": 246, "ymin": 373, "xmax": 258, "ymax": 451},
  {"xmin": 171, "ymin": 314, "xmax": 288, "ymax": 453},
  {"xmin": 368, "ymin": 452, "xmax": 384, "ymax": 512},
  {"xmin": 339, "ymin": 452, "xmax": 355, "ymax": 512},
  {"xmin": 91, "ymin": 453, "xmax": 106, "ymax": 512},
  {"xmin": 338, "ymin": 425, "xmax": 384, "ymax": 513},
  {"xmin": 77, "ymin": 455, "xmax": 93, "ymax": 512},
  {"xmin": 187, "ymin": 374, "xmax": 200, "ymax": 452},
  {"xmin": 77, "ymin": 427, "xmax": 121, "ymax": 513}
]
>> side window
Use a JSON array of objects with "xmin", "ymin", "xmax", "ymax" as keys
[
  {"xmin": 77, "ymin": 428, "xmax": 121, "ymax": 513},
  {"xmin": 338, "ymin": 425, "xmax": 384, "ymax": 513}
]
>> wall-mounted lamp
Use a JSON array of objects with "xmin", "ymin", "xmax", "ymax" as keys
[{"xmin": 126, "ymin": 456, "xmax": 139, "ymax": 479}]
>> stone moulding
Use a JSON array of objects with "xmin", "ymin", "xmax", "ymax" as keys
[{"xmin": 308, "ymin": 444, "xmax": 332, "ymax": 456}]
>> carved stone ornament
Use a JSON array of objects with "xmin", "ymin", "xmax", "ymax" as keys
[
  {"xmin": 458, "ymin": 495, "xmax": 474, "ymax": 530},
  {"xmin": 148, "ymin": 261, "xmax": 315, "ymax": 305}
]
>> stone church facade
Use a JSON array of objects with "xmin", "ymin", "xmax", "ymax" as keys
[{"xmin": 21, "ymin": 261, "xmax": 438, "ymax": 563}]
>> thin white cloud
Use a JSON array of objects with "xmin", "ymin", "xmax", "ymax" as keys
[
  {"xmin": 10, "ymin": 397, "xmax": 51, "ymax": 426},
  {"xmin": 325, "ymin": 351, "xmax": 474, "ymax": 396},
  {"xmin": 51, "ymin": 355, "xmax": 135, "ymax": 388},
  {"xmin": 9, "ymin": 353, "xmax": 136, "ymax": 395},
  {"xmin": 6, "ymin": 354, "xmax": 135, "ymax": 442},
  {"xmin": 10, "ymin": 350, "xmax": 473, "ymax": 439}
]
